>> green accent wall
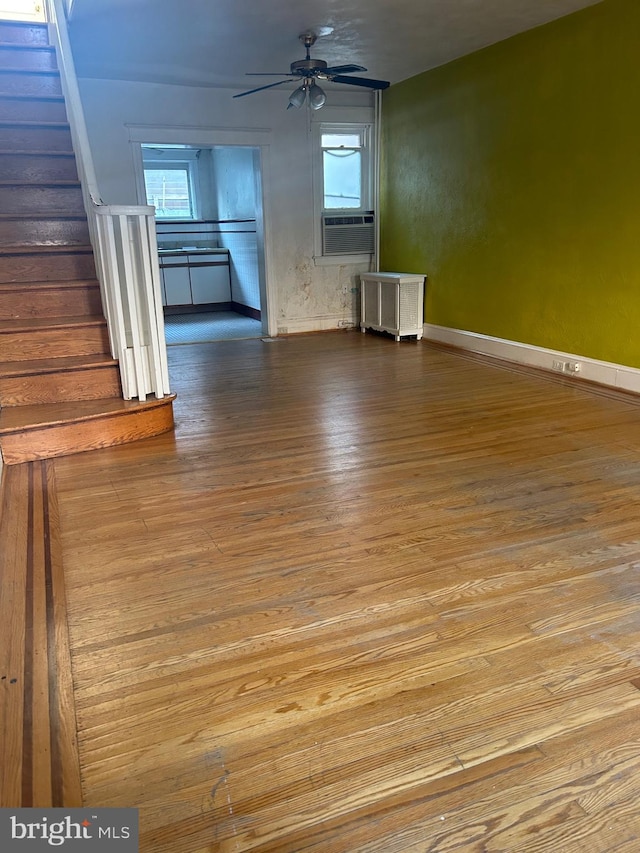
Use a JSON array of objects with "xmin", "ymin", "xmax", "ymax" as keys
[{"xmin": 380, "ymin": 0, "xmax": 640, "ymax": 366}]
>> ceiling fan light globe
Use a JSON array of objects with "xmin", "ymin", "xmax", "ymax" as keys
[
  {"xmin": 309, "ymin": 82, "xmax": 326, "ymax": 110},
  {"xmin": 288, "ymin": 85, "xmax": 307, "ymax": 109}
]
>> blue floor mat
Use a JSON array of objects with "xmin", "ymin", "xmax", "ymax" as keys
[{"xmin": 164, "ymin": 311, "xmax": 262, "ymax": 345}]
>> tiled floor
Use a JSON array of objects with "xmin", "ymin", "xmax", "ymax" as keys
[{"xmin": 163, "ymin": 311, "xmax": 263, "ymax": 345}]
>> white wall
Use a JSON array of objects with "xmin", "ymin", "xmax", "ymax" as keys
[
  {"xmin": 77, "ymin": 77, "xmax": 374, "ymax": 334},
  {"xmin": 211, "ymin": 146, "xmax": 256, "ymax": 221}
]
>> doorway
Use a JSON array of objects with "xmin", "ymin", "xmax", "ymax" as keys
[
  {"xmin": 136, "ymin": 141, "xmax": 271, "ymax": 345},
  {"xmin": 0, "ymin": 1, "xmax": 45, "ymax": 21}
]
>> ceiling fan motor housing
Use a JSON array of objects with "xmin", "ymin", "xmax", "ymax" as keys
[{"xmin": 290, "ymin": 58, "xmax": 328, "ymax": 76}]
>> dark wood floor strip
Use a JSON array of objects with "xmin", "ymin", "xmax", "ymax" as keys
[
  {"xmin": 43, "ymin": 460, "xmax": 63, "ymax": 806},
  {"xmin": 20, "ymin": 461, "xmax": 34, "ymax": 806},
  {"xmin": 0, "ymin": 460, "xmax": 81, "ymax": 807}
]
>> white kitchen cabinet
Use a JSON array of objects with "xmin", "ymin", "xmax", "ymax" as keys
[
  {"xmin": 360, "ymin": 272, "xmax": 426, "ymax": 341},
  {"xmin": 162, "ymin": 264, "xmax": 191, "ymax": 306},
  {"xmin": 188, "ymin": 254, "xmax": 231, "ymax": 304},
  {"xmin": 158, "ymin": 250, "xmax": 231, "ymax": 307}
]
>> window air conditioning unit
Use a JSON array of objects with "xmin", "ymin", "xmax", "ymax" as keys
[{"xmin": 322, "ymin": 214, "xmax": 375, "ymax": 256}]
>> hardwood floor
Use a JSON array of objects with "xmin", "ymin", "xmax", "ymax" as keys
[{"xmin": 41, "ymin": 333, "xmax": 640, "ymax": 849}]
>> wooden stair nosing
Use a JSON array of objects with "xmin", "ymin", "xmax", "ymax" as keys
[
  {"xmin": 0, "ymin": 212, "xmax": 86, "ymax": 222},
  {"xmin": 0, "ymin": 214, "xmax": 84, "ymax": 221},
  {"xmin": 0, "ymin": 120, "xmax": 70, "ymax": 129},
  {"xmin": 0, "ymin": 93, "xmax": 65, "ymax": 102},
  {"xmin": 0, "ymin": 68, "xmax": 60, "ymax": 77},
  {"xmin": 0, "ymin": 396, "xmax": 176, "ymax": 465},
  {"xmin": 0, "ymin": 150, "xmax": 75, "ymax": 157},
  {"xmin": 0, "ymin": 244, "xmax": 93, "ymax": 256},
  {"xmin": 0, "ymin": 394, "xmax": 175, "ymax": 433},
  {"xmin": 0, "ymin": 243, "xmax": 91, "ymax": 252},
  {"xmin": 0, "ymin": 278, "xmax": 99, "ymax": 292},
  {"xmin": 0, "ymin": 315, "xmax": 108, "ymax": 333},
  {"xmin": 0, "ymin": 354, "xmax": 118, "ymax": 379},
  {"xmin": 0, "ymin": 42, "xmax": 55, "ymax": 52},
  {"xmin": 0, "ymin": 461, "xmax": 83, "ymax": 806},
  {"xmin": 0, "ymin": 179, "xmax": 81, "ymax": 187}
]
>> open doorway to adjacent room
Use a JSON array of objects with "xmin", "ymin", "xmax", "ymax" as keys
[
  {"xmin": 137, "ymin": 142, "xmax": 269, "ymax": 346},
  {"xmin": 0, "ymin": 0, "xmax": 45, "ymax": 21}
]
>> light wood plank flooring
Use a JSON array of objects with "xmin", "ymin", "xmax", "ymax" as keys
[{"xmin": 49, "ymin": 332, "xmax": 640, "ymax": 850}]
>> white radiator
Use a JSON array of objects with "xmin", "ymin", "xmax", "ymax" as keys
[{"xmin": 360, "ymin": 272, "xmax": 426, "ymax": 341}]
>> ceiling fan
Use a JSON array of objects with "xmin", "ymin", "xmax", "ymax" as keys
[{"xmin": 233, "ymin": 32, "xmax": 390, "ymax": 110}]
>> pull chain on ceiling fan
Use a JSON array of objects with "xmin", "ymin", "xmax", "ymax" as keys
[{"xmin": 233, "ymin": 32, "xmax": 390, "ymax": 110}]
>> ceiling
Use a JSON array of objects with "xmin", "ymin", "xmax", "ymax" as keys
[{"xmin": 68, "ymin": 0, "xmax": 603, "ymax": 93}]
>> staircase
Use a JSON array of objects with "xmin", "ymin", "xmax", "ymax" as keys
[{"xmin": 0, "ymin": 19, "xmax": 174, "ymax": 465}]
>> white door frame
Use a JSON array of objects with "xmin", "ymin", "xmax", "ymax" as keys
[{"xmin": 128, "ymin": 124, "xmax": 276, "ymax": 338}]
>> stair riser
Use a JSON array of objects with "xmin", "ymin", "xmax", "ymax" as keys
[
  {"xmin": 0, "ymin": 365, "xmax": 121, "ymax": 406},
  {"xmin": 0, "ymin": 402, "xmax": 175, "ymax": 464},
  {"xmin": 0, "ymin": 325, "xmax": 111, "ymax": 361},
  {"xmin": 0, "ymin": 125, "xmax": 72, "ymax": 152},
  {"xmin": 0, "ymin": 71, "xmax": 61, "ymax": 98},
  {"xmin": 0, "ymin": 47, "xmax": 57, "ymax": 73},
  {"xmin": 0, "ymin": 217, "xmax": 90, "ymax": 247},
  {"xmin": 0, "ymin": 97, "xmax": 67, "ymax": 123},
  {"xmin": 0, "ymin": 153, "xmax": 78, "ymax": 183},
  {"xmin": 0, "ymin": 284, "xmax": 102, "ymax": 319},
  {"xmin": 0, "ymin": 185, "xmax": 84, "ymax": 216},
  {"xmin": 0, "ymin": 250, "xmax": 96, "ymax": 283},
  {"xmin": 0, "ymin": 23, "xmax": 49, "ymax": 46}
]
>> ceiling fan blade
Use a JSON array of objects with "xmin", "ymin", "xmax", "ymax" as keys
[
  {"xmin": 245, "ymin": 72, "xmax": 295, "ymax": 77},
  {"xmin": 324, "ymin": 64, "xmax": 367, "ymax": 75},
  {"xmin": 331, "ymin": 74, "xmax": 390, "ymax": 90},
  {"xmin": 233, "ymin": 79, "xmax": 292, "ymax": 99}
]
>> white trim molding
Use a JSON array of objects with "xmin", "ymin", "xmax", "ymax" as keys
[
  {"xmin": 278, "ymin": 314, "xmax": 356, "ymax": 335},
  {"xmin": 424, "ymin": 323, "xmax": 640, "ymax": 395}
]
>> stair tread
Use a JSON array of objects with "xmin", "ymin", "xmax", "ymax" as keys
[
  {"xmin": 0, "ymin": 243, "xmax": 93, "ymax": 255},
  {"xmin": 0, "ymin": 42, "xmax": 54, "ymax": 51},
  {"xmin": 0, "ymin": 119, "xmax": 69, "ymax": 127},
  {"xmin": 0, "ymin": 354, "xmax": 118, "ymax": 377},
  {"xmin": 0, "ymin": 395, "xmax": 175, "ymax": 433},
  {"xmin": 0, "ymin": 315, "xmax": 106, "ymax": 331},
  {"xmin": 0, "ymin": 278, "xmax": 98, "ymax": 291},
  {"xmin": 0, "ymin": 67, "xmax": 60, "ymax": 75},
  {"xmin": 0, "ymin": 149, "xmax": 75, "ymax": 156},
  {"xmin": 0, "ymin": 212, "xmax": 84, "ymax": 219},
  {"xmin": 0, "ymin": 93, "xmax": 64, "ymax": 101},
  {"xmin": 0, "ymin": 179, "xmax": 81, "ymax": 186}
]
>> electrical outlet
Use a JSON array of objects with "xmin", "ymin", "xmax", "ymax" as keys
[
  {"xmin": 552, "ymin": 359, "xmax": 566, "ymax": 372},
  {"xmin": 565, "ymin": 360, "xmax": 582, "ymax": 374}
]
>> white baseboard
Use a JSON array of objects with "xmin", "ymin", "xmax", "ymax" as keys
[
  {"xmin": 424, "ymin": 323, "xmax": 640, "ymax": 395},
  {"xmin": 278, "ymin": 315, "xmax": 356, "ymax": 335}
]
